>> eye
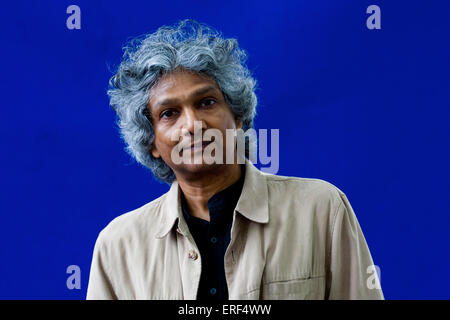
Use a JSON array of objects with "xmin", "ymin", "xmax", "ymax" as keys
[
  {"xmin": 199, "ymin": 98, "xmax": 216, "ymax": 108},
  {"xmin": 160, "ymin": 109, "xmax": 177, "ymax": 119}
]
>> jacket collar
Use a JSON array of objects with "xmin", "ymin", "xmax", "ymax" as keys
[{"xmin": 155, "ymin": 159, "xmax": 269, "ymax": 239}]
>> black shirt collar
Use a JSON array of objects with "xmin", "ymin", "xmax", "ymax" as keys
[{"xmin": 180, "ymin": 165, "xmax": 246, "ymax": 227}]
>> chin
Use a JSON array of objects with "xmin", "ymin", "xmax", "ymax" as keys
[{"xmin": 175, "ymin": 161, "xmax": 225, "ymax": 176}]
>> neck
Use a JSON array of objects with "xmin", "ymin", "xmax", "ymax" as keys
[{"xmin": 176, "ymin": 163, "xmax": 243, "ymax": 221}]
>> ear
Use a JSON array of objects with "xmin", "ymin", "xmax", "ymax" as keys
[
  {"xmin": 151, "ymin": 142, "xmax": 161, "ymax": 158},
  {"xmin": 235, "ymin": 118, "xmax": 243, "ymax": 130}
]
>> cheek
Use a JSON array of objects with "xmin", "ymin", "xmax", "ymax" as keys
[
  {"xmin": 224, "ymin": 114, "xmax": 239, "ymax": 129},
  {"xmin": 154, "ymin": 128, "xmax": 178, "ymax": 152},
  {"xmin": 214, "ymin": 108, "xmax": 237, "ymax": 128},
  {"xmin": 152, "ymin": 129, "xmax": 165, "ymax": 150}
]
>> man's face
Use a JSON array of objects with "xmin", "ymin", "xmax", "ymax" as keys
[{"xmin": 148, "ymin": 69, "xmax": 242, "ymax": 177}]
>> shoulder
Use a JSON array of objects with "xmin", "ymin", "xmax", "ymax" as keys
[
  {"xmin": 95, "ymin": 193, "xmax": 167, "ymax": 248},
  {"xmin": 260, "ymin": 171, "xmax": 350, "ymax": 238},
  {"xmin": 260, "ymin": 171, "xmax": 349, "ymax": 229},
  {"xmin": 262, "ymin": 171, "xmax": 345, "ymax": 206}
]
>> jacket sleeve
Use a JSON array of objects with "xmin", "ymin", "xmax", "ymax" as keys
[
  {"xmin": 86, "ymin": 231, "xmax": 118, "ymax": 300},
  {"xmin": 325, "ymin": 191, "xmax": 384, "ymax": 300}
]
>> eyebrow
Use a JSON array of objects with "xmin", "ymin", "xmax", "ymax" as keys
[{"xmin": 151, "ymin": 85, "xmax": 220, "ymax": 111}]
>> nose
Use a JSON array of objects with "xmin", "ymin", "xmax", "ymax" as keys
[{"xmin": 182, "ymin": 107, "xmax": 206, "ymax": 136}]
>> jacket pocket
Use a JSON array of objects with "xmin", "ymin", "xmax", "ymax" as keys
[{"xmin": 261, "ymin": 275, "xmax": 326, "ymax": 300}]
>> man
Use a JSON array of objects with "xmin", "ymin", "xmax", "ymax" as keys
[{"xmin": 86, "ymin": 19, "xmax": 384, "ymax": 300}]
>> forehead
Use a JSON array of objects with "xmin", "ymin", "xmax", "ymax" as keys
[{"xmin": 148, "ymin": 70, "xmax": 219, "ymax": 107}]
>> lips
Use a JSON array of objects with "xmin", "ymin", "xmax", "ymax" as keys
[
  {"xmin": 192, "ymin": 141, "xmax": 212, "ymax": 149},
  {"xmin": 182, "ymin": 140, "xmax": 213, "ymax": 151}
]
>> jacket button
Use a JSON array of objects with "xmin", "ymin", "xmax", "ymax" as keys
[{"xmin": 188, "ymin": 250, "xmax": 198, "ymax": 261}]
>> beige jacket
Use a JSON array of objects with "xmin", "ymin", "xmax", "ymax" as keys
[{"xmin": 86, "ymin": 159, "xmax": 384, "ymax": 300}]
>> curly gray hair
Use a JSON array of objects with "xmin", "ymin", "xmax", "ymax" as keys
[{"xmin": 108, "ymin": 19, "xmax": 258, "ymax": 184}]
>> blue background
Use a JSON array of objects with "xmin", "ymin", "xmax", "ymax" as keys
[{"xmin": 0, "ymin": 0, "xmax": 449, "ymax": 299}]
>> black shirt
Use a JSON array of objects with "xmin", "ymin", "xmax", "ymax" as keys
[{"xmin": 180, "ymin": 166, "xmax": 245, "ymax": 301}]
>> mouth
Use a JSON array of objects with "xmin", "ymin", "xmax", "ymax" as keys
[{"xmin": 182, "ymin": 140, "xmax": 213, "ymax": 152}]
